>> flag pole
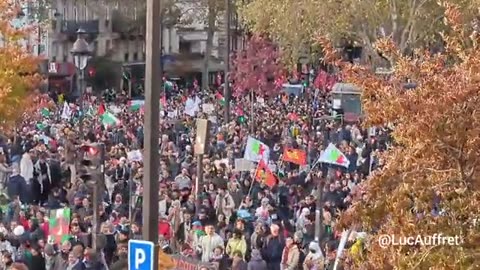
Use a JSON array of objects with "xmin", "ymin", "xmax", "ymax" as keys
[
  {"xmin": 307, "ymin": 155, "xmax": 321, "ymax": 175},
  {"xmin": 278, "ymin": 154, "xmax": 284, "ymax": 168},
  {"xmin": 248, "ymin": 161, "xmax": 261, "ymax": 196}
]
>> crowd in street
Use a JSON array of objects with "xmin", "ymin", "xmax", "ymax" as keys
[{"xmin": 0, "ymin": 80, "xmax": 389, "ymax": 270}]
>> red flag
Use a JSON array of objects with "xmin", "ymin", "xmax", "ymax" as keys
[
  {"xmin": 98, "ymin": 103, "xmax": 105, "ymax": 115},
  {"xmin": 326, "ymin": 74, "xmax": 337, "ymax": 91},
  {"xmin": 282, "ymin": 148, "xmax": 307, "ymax": 165},
  {"xmin": 215, "ymin": 92, "xmax": 224, "ymax": 100},
  {"xmin": 161, "ymin": 95, "xmax": 167, "ymax": 108},
  {"xmin": 235, "ymin": 106, "xmax": 244, "ymax": 116},
  {"xmin": 255, "ymin": 160, "xmax": 277, "ymax": 188},
  {"xmin": 287, "ymin": 112, "xmax": 299, "ymax": 121},
  {"xmin": 314, "ymin": 70, "xmax": 328, "ymax": 89}
]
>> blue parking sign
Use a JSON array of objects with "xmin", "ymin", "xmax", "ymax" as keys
[{"xmin": 128, "ymin": 240, "xmax": 154, "ymax": 270}]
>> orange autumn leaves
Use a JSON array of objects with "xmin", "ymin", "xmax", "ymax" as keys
[
  {"xmin": 318, "ymin": 3, "xmax": 480, "ymax": 270},
  {"xmin": 0, "ymin": 0, "xmax": 42, "ymax": 128}
]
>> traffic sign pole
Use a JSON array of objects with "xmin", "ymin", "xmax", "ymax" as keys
[{"xmin": 128, "ymin": 240, "xmax": 155, "ymax": 270}]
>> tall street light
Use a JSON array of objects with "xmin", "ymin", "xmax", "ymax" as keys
[
  {"xmin": 71, "ymin": 28, "xmax": 91, "ymax": 140},
  {"xmin": 223, "ymin": 0, "xmax": 231, "ymax": 123}
]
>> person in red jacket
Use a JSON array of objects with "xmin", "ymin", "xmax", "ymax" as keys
[
  {"xmin": 36, "ymin": 211, "xmax": 49, "ymax": 238},
  {"xmin": 158, "ymin": 216, "xmax": 171, "ymax": 240},
  {"xmin": 18, "ymin": 211, "xmax": 29, "ymax": 231}
]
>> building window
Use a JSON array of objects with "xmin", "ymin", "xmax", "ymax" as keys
[
  {"xmin": 93, "ymin": 41, "xmax": 98, "ymax": 55},
  {"xmin": 124, "ymin": 53, "xmax": 129, "ymax": 62},
  {"xmin": 143, "ymin": 53, "xmax": 146, "ymax": 60},
  {"xmin": 106, "ymin": 40, "xmax": 111, "ymax": 50},
  {"xmin": 52, "ymin": 42, "xmax": 58, "ymax": 57},
  {"xmin": 73, "ymin": 6, "xmax": 77, "ymax": 21},
  {"xmin": 133, "ymin": 52, "xmax": 138, "ymax": 61},
  {"xmin": 179, "ymin": 40, "xmax": 191, "ymax": 54},
  {"xmin": 63, "ymin": 43, "xmax": 68, "ymax": 58}
]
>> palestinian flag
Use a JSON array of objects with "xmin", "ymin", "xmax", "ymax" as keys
[
  {"xmin": 49, "ymin": 208, "xmax": 71, "ymax": 244},
  {"xmin": 255, "ymin": 160, "xmax": 276, "ymax": 188},
  {"xmin": 101, "ymin": 112, "xmax": 120, "ymax": 127},
  {"xmin": 41, "ymin": 108, "xmax": 50, "ymax": 117},
  {"xmin": 36, "ymin": 122, "xmax": 47, "ymax": 130},
  {"xmin": 318, "ymin": 143, "xmax": 350, "ymax": 168},
  {"xmin": 283, "ymin": 148, "xmax": 307, "ymax": 165},
  {"xmin": 128, "ymin": 100, "xmax": 145, "ymax": 111},
  {"xmin": 243, "ymin": 136, "xmax": 270, "ymax": 163},
  {"xmin": 215, "ymin": 92, "xmax": 226, "ymax": 106},
  {"xmin": 97, "ymin": 103, "xmax": 106, "ymax": 115}
]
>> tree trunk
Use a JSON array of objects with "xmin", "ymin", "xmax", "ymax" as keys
[{"xmin": 202, "ymin": 0, "xmax": 216, "ymax": 91}]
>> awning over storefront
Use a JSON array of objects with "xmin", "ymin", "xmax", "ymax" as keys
[{"xmin": 47, "ymin": 62, "xmax": 76, "ymax": 77}]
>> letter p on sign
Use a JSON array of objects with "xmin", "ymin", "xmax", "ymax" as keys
[
  {"xmin": 135, "ymin": 249, "xmax": 146, "ymax": 269},
  {"xmin": 128, "ymin": 240, "xmax": 154, "ymax": 270}
]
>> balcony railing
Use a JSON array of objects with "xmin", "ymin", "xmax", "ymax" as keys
[{"xmin": 60, "ymin": 20, "xmax": 99, "ymax": 35}]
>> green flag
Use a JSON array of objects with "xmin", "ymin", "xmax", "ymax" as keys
[
  {"xmin": 101, "ymin": 112, "xmax": 120, "ymax": 126},
  {"xmin": 36, "ymin": 123, "xmax": 46, "ymax": 130},
  {"xmin": 41, "ymin": 108, "xmax": 50, "ymax": 117}
]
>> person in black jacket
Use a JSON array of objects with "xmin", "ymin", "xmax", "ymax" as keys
[
  {"xmin": 30, "ymin": 246, "xmax": 46, "ymax": 270},
  {"xmin": 83, "ymin": 248, "xmax": 106, "ymax": 270},
  {"xmin": 7, "ymin": 166, "xmax": 28, "ymax": 203}
]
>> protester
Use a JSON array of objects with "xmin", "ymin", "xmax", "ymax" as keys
[{"xmin": 0, "ymin": 74, "xmax": 389, "ymax": 270}]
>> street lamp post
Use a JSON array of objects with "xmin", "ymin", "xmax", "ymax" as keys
[
  {"xmin": 224, "ymin": 0, "xmax": 231, "ymax": 123},
  {"xmin": 71, "ymin": 28, "xmax": 91, "ymax": 140}
]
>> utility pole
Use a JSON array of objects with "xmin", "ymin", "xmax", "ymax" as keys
[
  {"xmin": 78, "ymin": 69, "xmax": 85, "ymax": 140},
  {"xmin": 195, "ymin": 153, "xmax": 204, "ymax": 216},
  {"xmin": 144, "ymin": 0, "xmax": 161, "ymax": 268},
  {"xmin": 223, "ymin": 0, "xmax": 231, "ymax": 123},
  {"xmin": 314, "ymin": 178, "xmax": 325, "ymax": 242},
  {"xmin": 194, "ymin": 119, "xmax": 210, "ymax": 216},
  {"xmin": 79, "ymin": 143, "xmax": 105, "ymax": 251}
]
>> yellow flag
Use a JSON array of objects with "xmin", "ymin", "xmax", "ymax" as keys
[{"xmin": 158, "ymin": 250, "xmax": 175, "ymax": 270}]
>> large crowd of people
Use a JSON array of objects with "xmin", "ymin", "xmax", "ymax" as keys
[{"xmin": 0, "ymin": 82, "xmax": 388, "ymax": 270}]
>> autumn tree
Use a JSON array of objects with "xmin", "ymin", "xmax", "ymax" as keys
[
  {"xmin": 318, "ymin": 3, "xmax": 480, "ymax": 269},
  {"xmin": 239, "ymin": 0, "xmax": 478, "ymax": 66},
  {"xmin": 230, "ymin": 35, "xmax": 285, "ymax": 97},
  {"xmin": 0, "ymin": 0, "xmax": 41, "ymax": 129}
]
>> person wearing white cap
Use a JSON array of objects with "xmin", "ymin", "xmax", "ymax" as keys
[{"xmin": 303, "ymin": 241, "xmax": 324, "ymax": 270}]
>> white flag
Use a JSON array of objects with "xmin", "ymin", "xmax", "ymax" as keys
[{"xmin": 61, "ymin": 103, "xmax": 72, "ymax": 119}]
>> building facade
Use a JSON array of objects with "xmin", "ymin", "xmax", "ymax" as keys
[
  {"xmin": 7, "ymin": 1, "xmax": 48, "ymax": 57},
  {"xmin": 47, "ymin": 0, "xmax": 241, "ymax": 72}
]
